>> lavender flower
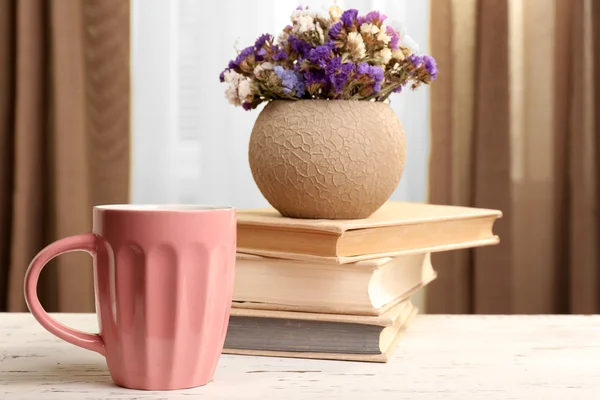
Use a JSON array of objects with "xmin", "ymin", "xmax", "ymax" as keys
[
  {"xmin": 325, "ymin": 40, "xmax": 336, "ymax": 50},
  {"xmin": 274, "ymin": 66, "xmax": 306, "ymax": 97},
  {"xmin": 423, "ymin": 55, "xmax": 438, "ymax": 79},
  {"xmin": 304, "ymin": 69, "xmax": 327, "ymax": 86},
  {"xmin": 369, "ymin": 66, "xmax": 384, "ymax": 92},
  {"xmin": 308, "ymin": 45, "xmax": 332, "ymax": 68},
  {"xmin": 254, "ymin": 33, "xmax": 272, "ymax": 49},
  {"xmin": 356, "ymin": 62, "xmax": 370, "ymax": 75},
  {"xmin": 234, "ymin": 46, "xmax": 255, "ymax": 66},
  {"xmin": 358, "ymin": 11, "xmax": 387, "ymax": 26},
  {"xmin": 324, "ymin": 57, "xmax": 354, "ymax": 95},
  {"xmin": 386, "ymin": 26, "xmax": 400, "ymax": 50},
  {"xmin": 340, "ymin": 9, "xmax": 358, "ymax": 27},
  {"xmin": 408, "ymin": 54, "xmax": 424, "ymax": 67},
  {"xmin": 323, "ymin": 57, "xmax": 340, "ymax": 75},
  {"xmin": 356, "ymin": 62, "xmax": 384, "ymax": 93},
  {"xmin": 219, "ymin": 5, "xmax": 436, "ymax": 109},
  {"xmin": 304, "ymin": 69, "xmax": 329, "ymax": 96},
  {"xmin": 288, "ymin": 35, "xmax": 312, "ymax": 58},
  {"xmin": 273, "ymin": 50, "xmax": 288, "ymax": 61},
  {"xmin": 328, "ymin": 22, "xmax": 343, "ymax": 40}
]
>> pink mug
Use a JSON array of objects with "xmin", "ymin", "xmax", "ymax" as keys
[{"xmin": 24, "ymin": 205, "xmax": 236, "ymax": 390}]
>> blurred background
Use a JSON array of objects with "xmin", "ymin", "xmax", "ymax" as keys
[{"xmin": 0, "ymin": 0, "xmax": 598, "ymax": 315}]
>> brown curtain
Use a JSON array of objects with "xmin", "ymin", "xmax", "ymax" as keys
[
  {"xmin": 0, "ymin": 0, "xmax": 130, "ymax": 312},
  {"xmin": 427, "ymin": 0, "xmax": 600, "ymax": 314}
]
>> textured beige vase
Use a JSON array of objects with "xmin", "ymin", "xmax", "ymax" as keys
[{"xmin": 249, "ymin": 100, "xmax": 406, "ymax": 219}]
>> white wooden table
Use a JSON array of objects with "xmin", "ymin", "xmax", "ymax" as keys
[{"xmin": 1, "ymin": 313, "xmax": 599, "ymax": 399}]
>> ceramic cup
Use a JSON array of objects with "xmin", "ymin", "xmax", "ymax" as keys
[{"xmin": 24, "ymin": 205, "xmax": 237, "ymax": 390}]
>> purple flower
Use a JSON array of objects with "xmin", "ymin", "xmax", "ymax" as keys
[
  {"xmin": 324, "ymin": 56, "xmax": 340, "ymax": 73},
  {"xmin": 328, "ymin": 22, "xmax": 343, "ymax": 40},
  {"xmin": 274, "ymin": 66, "xmax": 306, "ymax": 97},
  {"xmin": 219, "ymin": 59, "xmax": 240, "ymax": 82},
  {"xmin": 304, "ymin": 69, "xmax": 327, "ymax": 86},
  {"xmin": 288, "ymin": 35, "xmax": 312, "ymax": 58},
  {"xmin": 356, "ymin": 62, "xmax": 384, "ymax": 93},
  {"xmin": 362, "ymin": 11, "xmax": 387, "ymax": 25},
  {"xmin": 408, "ymin": 54, "xmax": 424, "ymax": 67},
  {"xmin": 423, "ymin": 55, "xmax": 438, "ymax": 79},
  {"xmin": 295, "ymin": 82, "xmax": 306, "ymax": 97},
  {"xmin": 219, "ymin": 5, "xmax": 436, "ymax": 106},
  {"xmin": 220, "ymin": 60, "xmax": 237, "ymax": 80},
  {"xmin": 356, "ymin": 62, "xmax": 370, "ymax": 75},
  {"xmin": 369, "ymin": 66, "xmax": 384, "ymax": 92},
  {"xmin": 254, "ymin": 33, "xmax": 272, "ymax": 49},
  {"xmin": 308, "ymin": 45, "xmax": 332, "ymax": 68},
  {"xmin": 234, "ymin": 46, "xmax": 255, "ymax": 66},
  {"xmin": 386, "ymin": 26, "xmax": 400, "ymax": 50},
  {"xmin": 273, "ymin": 50, "xmax": 288, "ymax": 61},
  {"xmin": 324, "ymin": 57, "xmax": 354, "ymax": 95},
  {"xmin": 340, "ymin": 9, "xmax": 358, "ymax": 27}
]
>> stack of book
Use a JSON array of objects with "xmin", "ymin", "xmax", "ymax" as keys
[{"xmin": 223, "ymin": 201, "xmax": 501, "ymax": 362}]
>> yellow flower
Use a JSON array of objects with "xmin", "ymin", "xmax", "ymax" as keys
[
  {"xmin": 360, "ymin": 23, "xmax": 380, "ymax": 35},
  {"xmin": 329, "ymin": 4, "xmax": 343, "ymax": 21},
  {"xmin": 376, "ymin": 25, "xmax": 391, "ymax": 45},
  {"xmin": 392, "ymin": 49, "xmax": 405, "ymax": 60},
  {"xmin": 376, "ymin": 48, "xmax": 393, "ymax": 64}
]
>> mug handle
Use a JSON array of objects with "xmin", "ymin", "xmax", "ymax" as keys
[{"xmin": 24, "ymin": 233, "xmax": 106, "ymax": 356}]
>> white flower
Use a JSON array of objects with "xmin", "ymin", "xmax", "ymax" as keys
[
  {"xmin": 225, "ymin": 85, "xmax": 241, "ymax": 106},
  {"xmin": 238, "ymin": 79, "xmax": 252, "ymax": 100},
  {"xmin": 376, "ymin": 25, "xmax": 391, "ymax": 45},
  {"xmin": 290, "ymin": 10, "xmax": 305, "ymax": 20},
  {"xmin": 376, "ymin": 48, "xmax": 392, "ymax": 64},
  {"xmin": 223, "ymin": 69, "xmax": 241, "ymax": 84},
  {"xmin": 223, "ymin": 70, "xmax": 243, "ymax": 106},
  {"xmin": 293, "ymin": 15, "xmax": 316, "ymax": 35},
  {"xmin": 392, "ymin": 49, "xmax": 405, "ymax": 60},
  {"xmin": 360, "ymin": 23, "xmax": 379, "ymax": 35},
  {"xmin": 290, "ymin": 7, "xmax": 327, "ymax": 40},
  {"xmin": 347, "ymin": 32, "xmax": 366, "ymax": 60},
  {"xmin": 278, "ymin": 30, "xmax": 289, "ymax": 43},
  {"xmin": 291, "ymin": 8, "xmax": 320, "ymax": 21},
  {"xmin": 254, "ymin": 62, "xmax": 273, "ymax": 77}
]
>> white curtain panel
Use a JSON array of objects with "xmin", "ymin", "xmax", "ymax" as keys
[{"xmin": 131, "ymin": 0, "xmax": 430, "ymax": 208}]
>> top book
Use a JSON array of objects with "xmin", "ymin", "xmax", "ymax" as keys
[{"xmin": 237, "ymin": 201, "xmax": 502, "ymax": 263}]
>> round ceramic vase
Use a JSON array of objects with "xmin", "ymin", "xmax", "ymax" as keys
[{"xmin": 248, "ymin": 100, "xmax": 406, "ymax": 219}]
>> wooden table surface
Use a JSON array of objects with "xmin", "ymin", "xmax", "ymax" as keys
[{"xmin": 1, "ymin": 313, "xmax": 599, "ymax": 399}]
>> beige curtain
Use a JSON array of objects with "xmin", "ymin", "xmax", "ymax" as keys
[
  {"xmin": 0, "ymin": 0, "xmax": 130, "ymax": 312},
  {"xmin": 427, "ymin": 0, "xmax": 600, "ymax": 314}
]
